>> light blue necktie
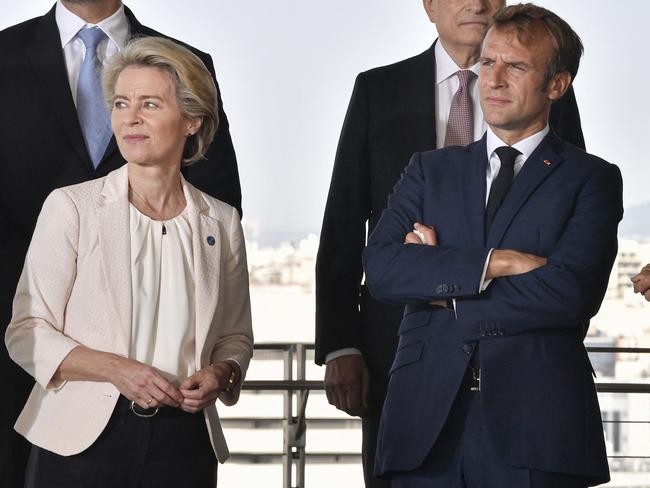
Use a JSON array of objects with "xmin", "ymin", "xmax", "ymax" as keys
[{"xmin": 76, "ymin": 27, "xmax": 112, "ymax": 169}]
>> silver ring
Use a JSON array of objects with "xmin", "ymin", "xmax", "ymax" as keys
[{"xmin": 130, "ymin": 400, "xmax": 159, "ymax": 418}]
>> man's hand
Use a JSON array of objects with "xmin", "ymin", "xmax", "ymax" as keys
[
  {"xmin": 486, "ymin": 249, "xmax": 547, "ymax": 280},
  {"xmin": 324, "ymin": 354, "xmax": 369, "ymax": 417},
  {"xmin": 405, "ymin": 223, "xmax": 447, "ymax": 307},
  {"xmin": 632, "ymin": 264, "xmax": 650, "ymax": 302},
  {"xmin": 405, "ymin": 222, "xmax": 437, "ymax": 245}
]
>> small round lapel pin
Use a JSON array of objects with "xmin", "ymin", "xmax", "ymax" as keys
[
  {"xmin": 207, "ymin": 236, "xmax": 215, "ymax": 246},
  {"xmin": 543, "ymin": 159, "xmax": 552, "ymax": 166}
]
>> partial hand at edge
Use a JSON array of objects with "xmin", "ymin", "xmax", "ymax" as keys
[
  {"xmin": 631, "ymin": 264, "xmax": 650, "ymax": 302},
  {"xmin": 324, "ymin": 354, "xmax": 369, "ymax": 417}
]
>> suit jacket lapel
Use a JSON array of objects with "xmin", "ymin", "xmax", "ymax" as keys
[
  {"xmin": 459, "ymin": 137, "xmax": 488, "ymax": 247},
  {"xmin": 96, "ymin": 165, "xmax": 132, "ymax": 354},
  {"xmin": 183, "ymin": 180, "xmax": 221, "ymax": 364},
  {"xmin": 487, "ymin": 133, "xmax": 565, "ymax": 247},
  {"xmin": 27, "ymin": 6, "xmax": 94, "ymax": 171},
  {"xmin": 399, "ymin": 42, "xmax": 437, "ymax": 152}
]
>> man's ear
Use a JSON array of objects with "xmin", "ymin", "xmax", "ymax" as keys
[
  {"xmin": 423, "ymin": 0, "xmax": 437, "ymax": 24},
  {"xmin": 547, "ymin": 71, "xmax": 572, "ymax": 101}
]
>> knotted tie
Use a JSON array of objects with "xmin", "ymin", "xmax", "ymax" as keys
[
  {"xmin": 444, "ymin": 70, "xmax": 476, "ymax": 147},
  {"xmin": 485, "ymin": 146, "xmax": 521, "ymax": 234},
  {"xmin": 76, "ymin": 27, "xmax": 112, "ymax": 168}
]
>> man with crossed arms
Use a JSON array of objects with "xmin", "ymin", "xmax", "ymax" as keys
[
  {"xmin": 316, "ymin": 1, "xmax": 585, "ymax": 486},
  {"xmin": 364, "ymin": 4, "xmax": 620, "ymax": 486}
]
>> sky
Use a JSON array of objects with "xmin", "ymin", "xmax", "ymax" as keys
[{"xmin": 3, "ymin": 1, "xmax": 649, "ymax": 240}]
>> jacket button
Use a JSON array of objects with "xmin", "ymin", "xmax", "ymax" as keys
[{"xmin": 462, "ymin": 344, "xmax": 474, "ymax": 355}]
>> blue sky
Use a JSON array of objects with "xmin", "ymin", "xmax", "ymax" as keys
[{"xmin": 4, "ymin": 1, "xmax": 649, "ymax": 239}]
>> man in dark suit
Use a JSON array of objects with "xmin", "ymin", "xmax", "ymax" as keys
[
  {"xmin": 363, "ymin": 4, "xmax": 621, "ymax": 486},
  {"xmin": 315, "ymin": 1, "xmax": 585, "ymax": 486},
  {"xmin": 0, "ymin": 2, "xmax": 241, "ymax": 486}
]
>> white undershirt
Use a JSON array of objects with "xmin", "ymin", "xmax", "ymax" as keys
[
  {"xmin": 129, "ymin": 204, "xmax": 196, "ymax": 386},
  {"xmin": 55, "ymin": 0, "xmax": 129, "ymax": 106}
]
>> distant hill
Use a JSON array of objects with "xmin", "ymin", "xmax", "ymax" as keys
[{"xmin": 620, "ymin": 201, "xmax": 650, "ymax": 237}]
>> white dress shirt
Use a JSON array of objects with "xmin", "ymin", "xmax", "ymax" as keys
[
  {"xmin": 434, "ymin": 40, "xmax": 486, "ymax": 149},
  {"xmin": 55, "ymin": 0, "xmax": 129, "ymax": 106},
  {"xmin": 129, "ymin": 204, "xmax": 197, "ymax": 387},
  {"xmin": 478, "ymin": 125, "xmax": 551, "ymax": 290}
]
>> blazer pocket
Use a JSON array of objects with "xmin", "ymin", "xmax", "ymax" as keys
[
  {"xmin": 389, "ymin": 340, "xmax": 425, "ymax": 375},
  {"xmin": 398, "ymin": 310, "xmax": 431, "ymax": 335}
]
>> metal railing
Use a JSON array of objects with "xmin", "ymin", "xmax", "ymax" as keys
[{"xmin": 227, "ymin": 343, "xmax": 650, "ymax": 488}]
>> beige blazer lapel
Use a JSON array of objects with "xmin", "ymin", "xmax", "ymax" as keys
[
  {"xmin": 182, "ymin": 177, "xmax": 222, "ymax": 367},
  {"xmin": 95, "ymin": 165, "xmax": 133, "ymax": 355}
]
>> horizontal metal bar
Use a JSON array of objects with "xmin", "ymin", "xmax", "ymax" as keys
[
  {"xmin": 586, "ymin": 347, "xmax": 650, "ymax": 354},
  {"xmin": 222, "ymin": 418, "xmax": 362, "ymax": 429},
  {"xmin": 242, "ymin": 380, "xmax": 650, "ymax": 394},
  {"xmin": 596, "ymin": 383, "xmax": 650, "ymax": 393},
  {"xmin": 227, "ymin": 453, "xmax": 650, "ymax": 464},
  {"xmin": 228, "ymin": 453, "xmax": 362, "ymax": 464},
  {"xmin": 250, "ymin": 344, "xmax": 650, "ymax": 354},
  {"xmin": 243, "ymin": 380, "xmax": 324, "ymax": 391}
]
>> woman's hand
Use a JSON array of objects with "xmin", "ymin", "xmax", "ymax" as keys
[
  {"xmin": 179, "ymin": 362, "xmax": 238, "ymax": 413},
  {"xmin": 108, "ymin": 356, "xmax": 184, "ymax": 410}
]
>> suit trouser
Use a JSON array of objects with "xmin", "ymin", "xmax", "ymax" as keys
[
  {"xmin": 362, "ymin": 413, "xmax": 391, "ymax": 488},
  {"xmin": 391, "ymin": 369, "xmax": 592, "ymax": 488},
  {"xmin": 24, "ymin": 396, "xmax": 217, "ymax": 488}
]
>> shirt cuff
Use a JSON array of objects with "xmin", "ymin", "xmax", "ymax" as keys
[
  {"xmin": 478, "ymin": 248, "xmax": 495, "ymax": 292},
  {"xmin": 325, "ymin": 348, "xmax": 362, "ymax": 364}
]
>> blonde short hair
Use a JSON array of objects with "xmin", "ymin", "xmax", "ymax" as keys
[{"xmin": 102, "ymin": 36, "xmax": 219, "ymax": 164}]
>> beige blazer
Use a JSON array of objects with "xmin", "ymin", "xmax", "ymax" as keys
[{"xmin": 5, "ymin": 165, "xmax": 253, "ymax": 462}]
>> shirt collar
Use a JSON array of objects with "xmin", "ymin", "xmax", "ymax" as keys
[
  {"xmin": 55, "ymin": 0, "xmax": 129, "ymax": 50},
  {"xmin": 435, "ymin": 39, "xmax": 480, "ymax": 85},
  {"xmin": 486, "ymin": 125, "xmax": 550, "ymax": 164}
]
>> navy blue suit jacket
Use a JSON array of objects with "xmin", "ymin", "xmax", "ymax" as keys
[{"xmin": 363, "ymin": 132, "xmax": 622, "ymax": 482}]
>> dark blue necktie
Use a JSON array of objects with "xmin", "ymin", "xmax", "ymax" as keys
[{"xmin": 485, "ymin": 146, "xmax": 521, "ymax": 235}]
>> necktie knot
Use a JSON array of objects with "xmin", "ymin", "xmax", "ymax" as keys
[
  {"xmin": 77, "ymin": 27, "xmax": 107, "ymax": 52},
  {"xmin": 456, "ymin": 69, "xmax": 476, "ymax": 89},
  {"xmin": 494, "ymin": 146, "xmax": 521, "ymax": 170}
]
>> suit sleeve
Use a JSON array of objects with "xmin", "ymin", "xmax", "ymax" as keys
[
  {"xmin": 211, "ymin": 206, "xmax": 254, "ymax": 406},
  {"xmin": 457, "ymin": 162, "xmax": 623, "ymax": 341},
  {"xmin": 315, "ymin": 74, "xmax": 371, "ymax": 365},
  {"xmin": 362, "ymin": 152, "xmax": 491, "ymax": 306},
  {"xmin": 181, "ymin": 54, "xmax": 243, "ymax": 217},
  {"xmin": 4, "ymin": 189, "xmax": 81, "ymax": 390},
  {"xmin": 549, "ymin": 86, "xmax": 585, "ymax": 150}
]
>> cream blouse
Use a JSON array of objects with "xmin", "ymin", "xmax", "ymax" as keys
[{"xmin": 129, "ymin": 203, "xmax": 196, "ymax": 386}]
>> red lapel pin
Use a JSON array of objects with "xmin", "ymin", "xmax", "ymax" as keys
[{"xmin": 543, "ymin": 159, "xmax": 551, "ymax": 166}]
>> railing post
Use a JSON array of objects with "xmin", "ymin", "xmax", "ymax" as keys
[
  {"xmin": 294, "ymin": 344, "xmax": 307, "ymax": 487},
  {"xmin": 282, "ymin": 344, "xmax": 295, "ymax": 488}
]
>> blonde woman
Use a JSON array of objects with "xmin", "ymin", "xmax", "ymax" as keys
[{"xmin": 5, "ymin": 37, "xmax": 252, "ymax": 487}]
